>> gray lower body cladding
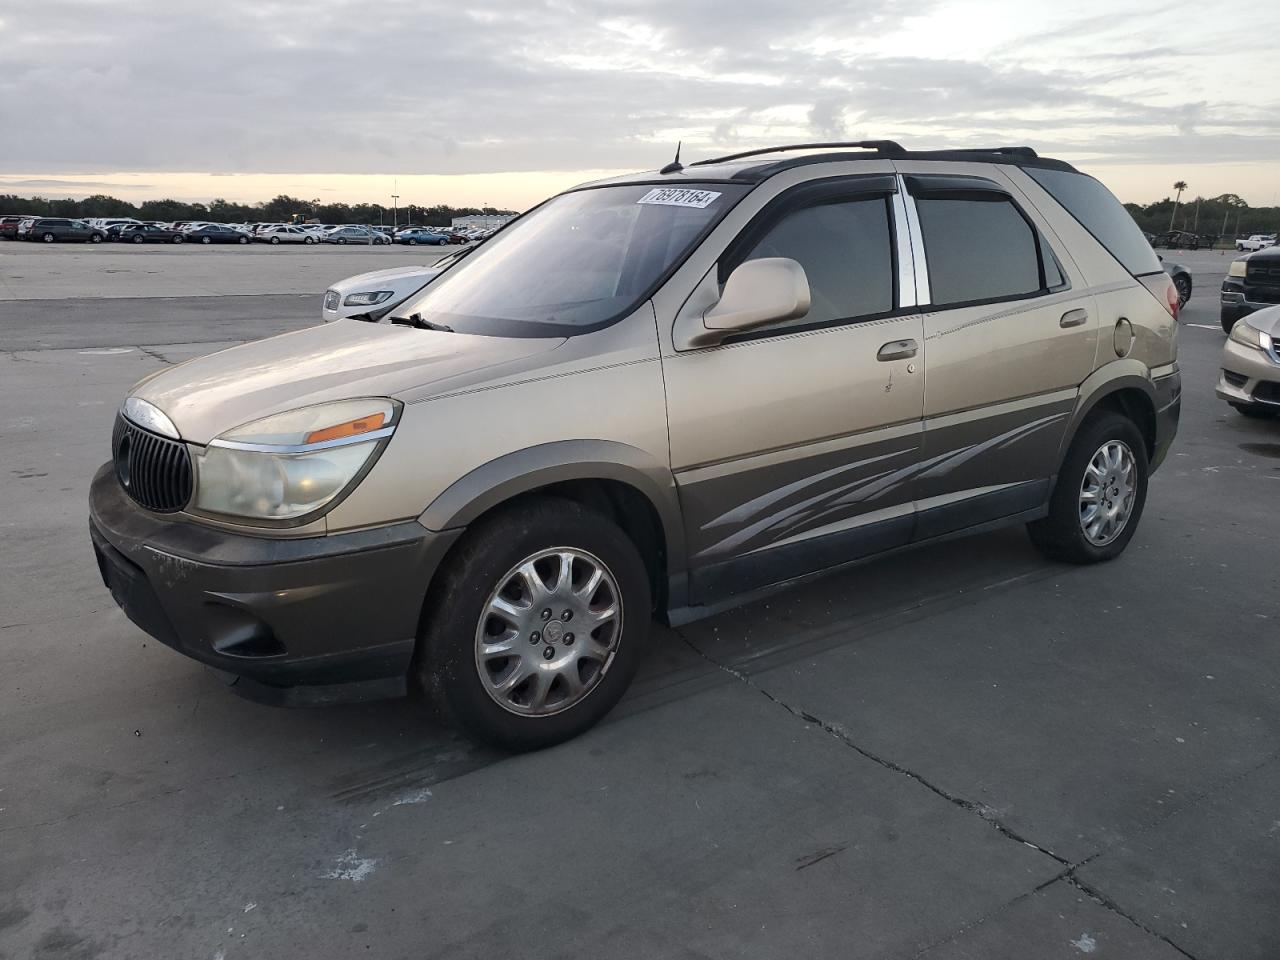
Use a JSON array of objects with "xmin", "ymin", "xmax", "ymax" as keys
[{"xmin": 88, "ymin": 463, "xmax": 459, "ymax": 697}]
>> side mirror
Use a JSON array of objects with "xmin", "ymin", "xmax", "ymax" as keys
[{"xmin": 683, "ymin": 257, "xmax": 811, "ymax": 348}]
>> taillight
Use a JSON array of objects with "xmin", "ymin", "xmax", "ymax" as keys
[
  {"xmin": 1164, "ymin": 276, "xmax": 1179, "ymax": 319},
  {"xmin": 1138, "ymin": 273, "xmax": 1179, "ymax": 320}
]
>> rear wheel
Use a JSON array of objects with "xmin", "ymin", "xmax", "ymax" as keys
[
  {"xmin": 304, "ymin": 236, "xmax": 315, "ymax": 244},
  {"xmin": 238, "ymin": 236, "xmax": 248, "ymax": 244},
  {"xmin": 172, "ymin": 235, "xmax": 184, "ymax": 244},
  {"xmin": 270, "ymin": 236, "xmax": 280, "ymax": 245},
  {"xmin": 90, "ymin": 234, "xmax": 102, "ymax": 243},
  {"xmin": 1173, "ymin": 273, "xmax": 1191, "ymax": 308},
  {"xmin": 417, "ymin": 498, "xmax": 650, "ymax": 751},
  {"xmin": 1028, "ymin": 411, "xmax": 1149, "ymax": 564},
  {"xmin": 133, "ymin": 235, "xmax": 144, "ymax": 244},
  {"xmin": 408, "ymin": 238, "xmax": 418, "ymax": 245},
  {"xmin": 201, "ymin": 236, "xmax": 212, "ymax": 244}
]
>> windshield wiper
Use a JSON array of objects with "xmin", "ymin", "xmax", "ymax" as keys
[{"xmin": 390, "ymin": 312, "xmax": 454, "ymax": 333}]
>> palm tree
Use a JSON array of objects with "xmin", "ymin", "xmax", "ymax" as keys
[{"xmin": 1169, "ymin": 180, "xmax": 1188, "ymax": 230}]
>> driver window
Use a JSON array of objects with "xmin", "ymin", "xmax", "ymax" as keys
[{"xmin": 741, "ymin": 197, "xmax": 894, "ymax": 332}]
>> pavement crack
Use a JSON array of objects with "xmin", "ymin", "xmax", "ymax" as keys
[
  {"xmin": 136, "ymin": 345, "xmax": 175, "ymax": 364},
  {"xmin": 1067, "ymin": 876, "xmax": 1201, "ymax": 960},
  {"xmin": 676, "ymin": 628, "xmax": 1070, "ymax": 867}
]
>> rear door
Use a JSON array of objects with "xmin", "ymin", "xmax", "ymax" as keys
[
  {"xmin": 664, "ymin": 175, "xmax": 926, "ymax": 603},
  {"xmin": 893, "ymin": 164, "xmax": 1098, "ymax": 538}
]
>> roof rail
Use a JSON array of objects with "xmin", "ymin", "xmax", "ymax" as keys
[
  {"xmin": 688, "ymin": 142, "xmax": 1041, "ymax": 168},
  {"xmin": 690, "ymin": 141, "xmax": 907, "ymax": 167}
]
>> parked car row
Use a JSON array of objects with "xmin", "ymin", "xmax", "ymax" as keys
[{"xmin": 0, "ymin": 214, "xmax": 486, "ymax": 246}]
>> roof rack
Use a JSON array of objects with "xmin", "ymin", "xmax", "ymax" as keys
[{"xmin": 689, "ymin": 142, "xmax": 1040, "ymax": 168}]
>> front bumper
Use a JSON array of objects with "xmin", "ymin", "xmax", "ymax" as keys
[
  {"xmin": 89, "ymin": 463, "xmax": 460, "ymax": 702},
  {"xmin": 1221, "ymin": 280, "xmax": 1280, "ymax": 320},
  {"xmin": 1216, "ymin": 337, "xmax": 1280, "ymax": 409}
]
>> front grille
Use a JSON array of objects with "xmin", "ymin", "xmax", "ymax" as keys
[
  {"xmin": 323, "ymin": 289, "xmax": 340, "ymax": 312},
  {"xmin": 1253, "ymin": 381, "xmax": 1280, "ymax": 405},
  {"xmin": 112, "ymin": 414, "xmax": 193, "ymax": 513}
]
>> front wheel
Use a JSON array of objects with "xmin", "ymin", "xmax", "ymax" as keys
[
  {"xmin": 304, "ymin": 236, "xmax": 315, "ymax": 244},
  {"xmin": 270, "ymin": 236, "xmax": 280, "ymax": 245},
  {"xmin": 42, "ymin": 233, "xmax": 55, "ymax": 243},
  {"xmin": 417, "ymin": 498, "xmax": 650, "ymax": 751},
  {"xmin": 132, "ymin": 235, "xmax": 144, "ymax": 244},
  {"xmin": 238, "ymin": 236, "xmax": 248, "ymax": 244},
  {"xmin": 337, "ymin": 237, "xmax": 346, "ymax": 245},
  {"xmin": 201, "ymin": 236, "xmax": 212, "ymax": 244},
  {"xmin": 1028, "ymin": 411, "xmax": 1149, "ymax": 564},
  {"xmin": 90, "ymin": 234, "xmax": 102, "ymax": 243},
  {"xmin": 173, "ymin": 235, "xmax": 184, "ymax": 244}
]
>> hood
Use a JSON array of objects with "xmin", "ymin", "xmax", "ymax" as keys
[
  {"xmin": 132, "ymin": 320, "xmax": 565, "ymax": 444},
  {"xmin": 330, "ymin": 264, "xmax": 442, "ymax": 293},
  {"xmin": 1241, "ymin": 303, "xmax": 1280, "ymax": 337}
]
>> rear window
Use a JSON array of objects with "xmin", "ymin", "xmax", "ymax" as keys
[
  {"xmin": 916, "ymin": 197, "xmax": 1043, "ymax": 305},
  {"xmin": 1026, "ymin": 168, "xmax": 1162, "ymax": 277}
]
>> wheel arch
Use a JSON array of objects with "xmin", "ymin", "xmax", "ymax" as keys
[
  {"xmin": 1062, "ymin": 363, "xmax": 1158, "ymax": 462},
  {"xmin": 418, "ymin": 441, "xmax": 687, "ymax": 613}
]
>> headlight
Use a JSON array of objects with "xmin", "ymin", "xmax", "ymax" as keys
[
  {"xmin": 1228, "ymin": 260, "xmax": 1248, "ymax": 278},
  {"xmin": 1229, "ymin": 319, "xmax": 1273, "ymax": 352},
  {"xmin": 193, "ymin": 399, "xmax": 398, "ymax": 523},
  {"xmin": 343, "ymin": 290, "xmax": 394, "ymax": 307}
]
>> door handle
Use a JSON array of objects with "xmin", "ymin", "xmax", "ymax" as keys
[
  {"xmin": 1060, "ymin": 308, "xmax": 1089, "ymax": 328},
  {"xmin": 877, "ymin": 339, "xmax": 918, "ymax": 361}
]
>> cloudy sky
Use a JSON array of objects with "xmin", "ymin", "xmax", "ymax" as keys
[{"xmin": 2, "ymin": 0, "xmax": 1278, "ymax": 209}]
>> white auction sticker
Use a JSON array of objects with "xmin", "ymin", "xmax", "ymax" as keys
[{"xmin": 637, "ymin": 188, "xmax": 721, "ymax": 208}]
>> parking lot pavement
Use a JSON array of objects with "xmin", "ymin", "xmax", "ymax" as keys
[
  {"xmin": 2, "ymin": 254, "xmax": 1279, "ymax": 959},
  {"xmin": 0, "ymin": 243, "xmax": 453, "ymax": 300}
]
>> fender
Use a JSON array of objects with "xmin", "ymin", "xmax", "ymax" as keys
[
  {"xmin": 1058, "ymin": 359, "xmax": 1157, "ymax": 462},
  {"xmin": 417, "ymin": 439, "xmax": 687, "ymax": 577}
]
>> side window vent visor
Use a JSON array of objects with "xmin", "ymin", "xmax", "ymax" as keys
[{"xmin": 903, "ymin": 175, "xmax": 1012, "ymax": 201}]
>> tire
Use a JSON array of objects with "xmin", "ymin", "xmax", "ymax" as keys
[
  {"xmin": 133, "ymin": 235, "xmax": 144, "ymax": 244},
  {"xmin": 435, "ymin": 238, "xmax": 447, "ymax": 246},
  {"xmin": 1230, "ymin": 403, "xmax": 1275, "ymax": 419},
  {"xmin": 1027, "ymin": 411, "xmax": 1149, "ymax": 564},
  {"xmin": 42, "ymin": 233, "xmax": 55, "ymax": 243},
  {"xmin": 408, "ymin": 238, "xmax": 418, "ymax": 245},
  {"xmin": 304, "ymin": 236, "xmax": 315, "ymax": 244},
  {"xmin": 1221, "ymin": 309, "xmax": 1241, "ymax": 333},
  {"xmin": 270, "ymin": 236, "xmax": 280, "ymax": 245},
  {"xmin": 337, "ymin": 238, "xmax": 346, "ymax": 245},
  {"xmin": 1173, "ymin": 273, "xmax": 1191, "ymax": 309},
  {"xmin": 416, "ymin": 497, "xmax": 651, "ymax": 751},
  {"xmin": 238, "ymin": 236, "xmax": 248, "ymax": 244},
  {"xmin": 90, "ymin": 234, "xmax": 102, "ymax": 244},
  {"xmin": 201, "ymin": 236, "xmax": 212, "ymax": 244},
  {"xmin": 173, "ymin": 235, "xmax": 184, "ymax": 244}
]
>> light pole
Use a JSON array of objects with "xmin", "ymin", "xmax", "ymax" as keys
[{"xmin": 391, "ymin": 193, "xmax": 399, "ymax": 231}]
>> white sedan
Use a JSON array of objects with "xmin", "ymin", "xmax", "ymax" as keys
[
  {"xmin": 321, "ymin": 263, "xmax": 446, "ymax": 322},
  {"xmin": 256, "ymin": 225, "xmax": 319, "ymax": 245}
]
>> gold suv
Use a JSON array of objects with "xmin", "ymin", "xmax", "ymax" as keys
[{"xmin": 90, "ymin": 142, "xmax": 1181, "ymax": 749}]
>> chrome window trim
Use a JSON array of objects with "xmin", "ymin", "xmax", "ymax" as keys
[
  {"xmin": 207, "ymin": 426, "xmax": 395, "ymax": 454},
  {"xmin": 890, "ymin": 187, "xmax": 918, "ymax": 308},
  {"xmin": 896, "ymin": 174, "xmax": 931, "ymax": 305}
]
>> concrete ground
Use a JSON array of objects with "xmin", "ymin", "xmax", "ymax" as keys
[{"xmin": 1, "ymin": 246, "xmax": 1277, "ymax": 960}]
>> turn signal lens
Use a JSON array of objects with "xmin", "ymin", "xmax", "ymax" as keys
[{"xmin": 305, "ymin": 412, "xmax": 386, "ymax": 445}]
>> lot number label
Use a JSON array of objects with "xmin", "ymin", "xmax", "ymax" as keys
[{"xmin": 637, "ymin": 188, "xmax": 722, "ymax": 208}]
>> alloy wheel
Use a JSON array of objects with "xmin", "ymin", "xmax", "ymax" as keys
[
  {"xmin": 474, "ymin": 548, "xmax": 622, "ymax": 717},
  {"xmin": 1079, "ymin": 440, "xmax": 1136, "ymax": 546}
]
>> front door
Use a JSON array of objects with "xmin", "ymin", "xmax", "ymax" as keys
[{"xmin": 663, "ymin": 177, "xmax": 926, "ymax": 603}]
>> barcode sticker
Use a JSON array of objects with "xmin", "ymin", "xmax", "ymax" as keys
[{"xmin": 637, "ymin": 188, "xmax": 722, "ymax": 209}]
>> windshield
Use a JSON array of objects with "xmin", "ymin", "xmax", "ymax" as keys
[{"xmin": 395, "ymin": 182, "xmax": 749, "ymax": 336}]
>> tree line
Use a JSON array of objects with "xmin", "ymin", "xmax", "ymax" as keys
[
  {"xmin": 1123, "ymin": 191, "xmax": 1278, "ymax": 239},
  {"xmin": 0, "ymin": 193, "xmax": 518, "ymax": 227}
]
